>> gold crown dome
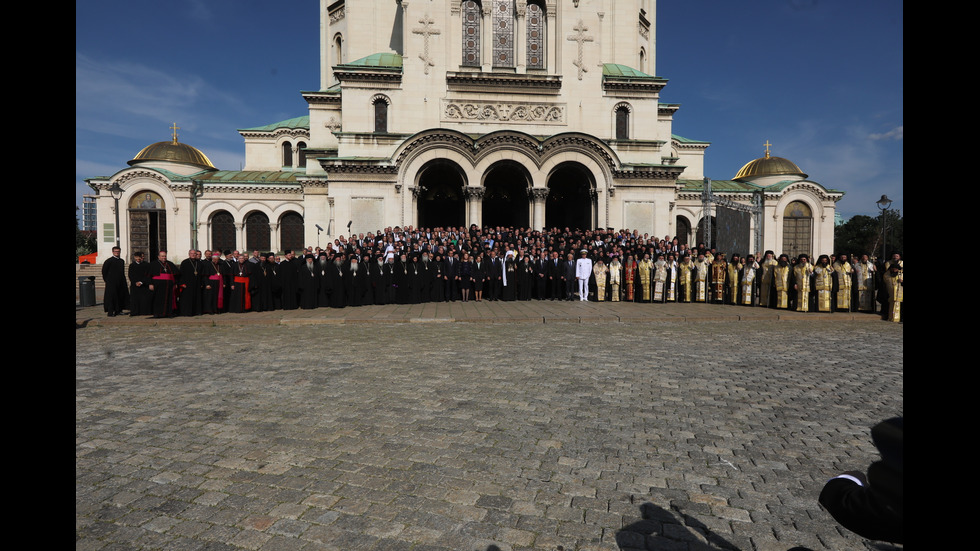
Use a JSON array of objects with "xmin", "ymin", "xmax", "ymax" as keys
[
  {"xmin": 733, "ymin": 142, "xmax": 807, "ymax": 181},
  {"xmin": 128, "ymin": 123, "xmax": 216, "ymax": 170}
]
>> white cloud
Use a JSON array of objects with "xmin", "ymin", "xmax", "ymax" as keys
[{"xmin": 869, "ymin": 125, "xmax": 903, "ymax": 141}]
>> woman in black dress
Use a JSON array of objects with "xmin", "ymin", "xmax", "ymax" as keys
[{"xmin": 459, "ymin": 252, "xmax": 472, "ymax": 302}]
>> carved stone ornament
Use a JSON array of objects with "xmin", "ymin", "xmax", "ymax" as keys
[{"xmin": 443, "ymin": 101, "xmax": 565, "ymax": 124}]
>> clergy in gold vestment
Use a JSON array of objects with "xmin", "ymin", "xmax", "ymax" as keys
[
  {"xmin": 653, "ymin": 258, "xmax": 668, "ymax": 302},
  {"xmin": 759, "ymin": 252, "xmax": 777, "ymax": 308},
  {"xmin": 593, "ymin": 260, "xmax": 609, "ymax": 301},
  {"xmin": 623, "ymin": 256, "xmax": 637, "ymax": 301},
  {"xmin": 638, "ymin": 255, "xmax": 653, "ymax": 302},
  {"xmin": 608, "ymin": 258, "xmax": 622, "ymax": 301},
  {"xmin": 793, "ymin": 255, "xmax": 814, "ymax": 312},
  {"xmin": 813, "ymin": 255, "xmax": 834, "ymax": 312},
  {"xmin": 854, "ymin": 255, "xmax": 876, "ymax": 312},
  {"xmin": 773, "ymin": 255, "xmax": 791, "ymax": 309},
  {"xmin": 693, "ymin": 255, "xmax": 710, "ymax": 303},
  {"xmin": 833, "ymin": 255, "xmax": 853, "ymax": 312},
  {"xmin": 739, "ymin": 255, "xmax": 759, "ymax": 306},
  {"xmin": 710, "ymin": 255, "xmax": 728, "ymax": 304},
  {"xmin": 726, "ymin": 255, "xmax": 742, "ymax": 304},
  {"xmin": 881, "ymin": 263, "xmax": 903, "ymax": 322},
  {"xmin": 677, "ymin": 255, "xmax": 694, "ymax": 303}
]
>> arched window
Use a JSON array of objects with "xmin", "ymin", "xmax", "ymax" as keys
[
  {"xmin": 245, "ymin": 212, "xmax": 271, "ymax": 252},
  {"xmin": 462, "ymin": 1, "xmax": 482, "ymax": 67},
  {"xmin": 210, "ymin": 211, "xmax": 236, "ymax": 252},
  {"xmin": 296, "ymin": 141, "xmax": 307, "ymax": 168},
  {"xmin": 334, "ymin": 34, "xmax": 343, "ymax": 66},
  {"xmin": 282, "ymin": 141, "xmax": 292, "ymax": 167},
  {"xmin": 492, "ymin": 0, "xmax": 515, "ymax": 68},
  {"xmin": 526, "ymin": 1, "xmax": 545, "ymax": 69},
  {"xmin": 615, "ymin": 105, "xmax": 630, "ymax": 140},
  {"xmin": 279, "ymin": 212, "xmax": 304, "ymax": 251},
  {"xmin": 373, "ymin": 97, "xmax": 389, "ymax": 133},
  {"xmin": 639, "ymin": 48, "xmax": 646, "ymax": 74}
]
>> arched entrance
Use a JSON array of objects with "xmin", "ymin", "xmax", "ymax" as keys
[
  {"xmin": 546, "ymin": 163, "xmax": 594, "ymax": 230},
  {"xmin": 128, "ymin": 190, "xmax": 167, "ymax": 256},
  {"xmin": 483, "ymin": 162, "xmax": 530, "ymax": 228},
  {"xmin": 782, "ymin": 201, "xmax": 812, "ymax": 259},
  {"xmin": 417, "ymin": 161, "xmax": 466, "ymax": 228}
]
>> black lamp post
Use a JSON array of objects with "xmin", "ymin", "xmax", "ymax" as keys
[
  {"xmin": 109, "ymin": 182, "xmax": 123, "ymax": 249},
  {"xmin": 876, "ymin": 194, "xmax": 892, "ymax": 264}
]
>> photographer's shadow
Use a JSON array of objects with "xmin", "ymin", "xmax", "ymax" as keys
[{"xmin": 616, "ymin": 502, "xmax": 741, "ymax": 550}]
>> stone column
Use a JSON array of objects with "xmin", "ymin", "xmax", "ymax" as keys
[
  {"xmin": 410, "ymin": 186, "xmax": 421, "ymax": 228},
  {"xmin": 530, "ymin": 187, "xmax": 549, "ymax": 230},
  {"xmin": 270, "ymin": 223, "xmax": 280, "ymax": 253},
  {"xmin": 465, "ymin": 186, "xmax": 484, "ymax": 228},
  {"xmin": 235, "ymin": 222, "xmax": 245, "ymax": 253}
]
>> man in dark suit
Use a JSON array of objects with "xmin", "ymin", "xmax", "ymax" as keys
[{"xmin": 443, "ymin": 251, "xmax": 459, "ymax": 301}]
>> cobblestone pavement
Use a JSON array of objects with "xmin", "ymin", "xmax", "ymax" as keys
[{"xmin": 76, "ymin": 320, "xmax": 903, "ymax": 551}]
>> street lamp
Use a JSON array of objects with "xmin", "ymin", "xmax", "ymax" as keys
[
  {"xmin": 876, "ymin": 194, "xmax": 892, "ymax": 264},
  {"xmin": 109, "ymin": 182, "xmax": 123, "ymax": 249}
]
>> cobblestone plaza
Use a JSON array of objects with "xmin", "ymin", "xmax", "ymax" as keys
[{"xmin": 76, "ymin": 318, "xmax": 903, "ymax": 550}]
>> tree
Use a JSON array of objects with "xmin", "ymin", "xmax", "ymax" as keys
[
  {"xmin": 835, "ymin": 210, "xmax": 903, "ymax": 260},
  {"xmin": 76, "ymin": 208, "xmax": 96, "ymax": 259}
]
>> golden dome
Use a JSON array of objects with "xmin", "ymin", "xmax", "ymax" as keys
[
  {"xmin": 128, "ymin": 126, "xmax": 216, "ymax": 170},
  {"xmin": 733, "ymin": 147, "xmax": 807, "ymax": 181}
]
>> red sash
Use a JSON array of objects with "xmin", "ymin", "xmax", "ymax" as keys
[
  {"xmin": 209, "ymin": 274, "xmax": 224, "ymax": 309},
  {"xmin": 234, "ymin": 276, "xmax": 251, "ymax": 310}
]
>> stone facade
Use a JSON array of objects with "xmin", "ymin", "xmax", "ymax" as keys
[{"xmin": 86, "ymin": 0, "xmax": 842, "ymax": 262}]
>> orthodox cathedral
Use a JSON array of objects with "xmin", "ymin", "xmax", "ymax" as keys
[{"xmin": 86, "ymin": 0, "xmax": 842, "ymax": 261}]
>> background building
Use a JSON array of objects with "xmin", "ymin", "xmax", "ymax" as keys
[{"xmin": 86, "ymin": 0, "xmax": 842, "ymax": 261}]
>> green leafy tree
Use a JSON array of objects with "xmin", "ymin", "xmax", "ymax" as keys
[{"xmin": 835, "ymin": 210, "xmax": 903, "ymax": 260}]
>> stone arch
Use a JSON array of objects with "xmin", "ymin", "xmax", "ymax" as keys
[
  {"xmin": 545, "ymin": 161, "xmax": 596, "ymax": 230},
  {"xmin": 675, "ymin": 214, "xmax": 692, "ymax": 246},
  {"xmin": 481, "ymin": 159, "xmax": 531, "ymax": 228},
  {"xmin": 114, "ymin": 173, "xmax": 176, "ymax": 259},
  {"xmin": 415, "ymin": 159, "xmax": 468, "ymax": 229}
]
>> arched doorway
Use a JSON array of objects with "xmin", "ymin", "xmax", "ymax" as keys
[
  {"xmin": 417, "ymin": 161, "xmax": 466, "ymax": 228},
  {"xmin": 483, "ymin": 162, "xmax": 530, "ymax": 228},
  {"xmin": 245, "ymin": 212, "xmax": 271, "ymax": 252},
  {"xmin": 546, "ymin": 163, "xmax": 594, "ymax": 230},
  {"xmin": 128, "ymin": 190, "xmax": 167, "ymax": 257},
  {"xmin": 782, "ymin": 201, "xmax": 812, "ymax": 259},
  {"xmin": 280, "ymin": 212, "xmax": 305, "ymax": 251},
  {"xmin": 675, "ymin": 216, "xmax": 691, "ymax": 246},
  {"xmin": 210, "ymin": 211, "xmax": 236, "ymax": 252}
]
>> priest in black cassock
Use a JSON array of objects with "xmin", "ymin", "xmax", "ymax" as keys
[
  {"xmin": 178, "ymin": 250, "xmax": 205, "ymax": 316},
  {"xmin": 102, "ymin": 246, "xmax": 129, "ymax": 316},
  {"xmin": 297, "ymin": 254, "xmax": 319, "ymax": 309},
  {"xmin": 148, "ymin": 250, "xmax": 179, "ymax": 318},
  {"xmin": 128, "ymin": 251, "xmax": 151, "ymax": 316}
]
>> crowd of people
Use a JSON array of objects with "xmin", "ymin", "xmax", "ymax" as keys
[{"xmin": 99, "ymin": 225, "xmax": 903, "ymax": 322}]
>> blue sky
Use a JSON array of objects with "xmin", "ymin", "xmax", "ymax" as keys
[{"xmin": 76, "ymin": 0, "xmax": 902, "ymax": 220}]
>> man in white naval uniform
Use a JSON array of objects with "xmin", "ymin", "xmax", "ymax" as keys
[{"xmin": 575, "ymin": 250, "xmax": 593, "ymax": 301}]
